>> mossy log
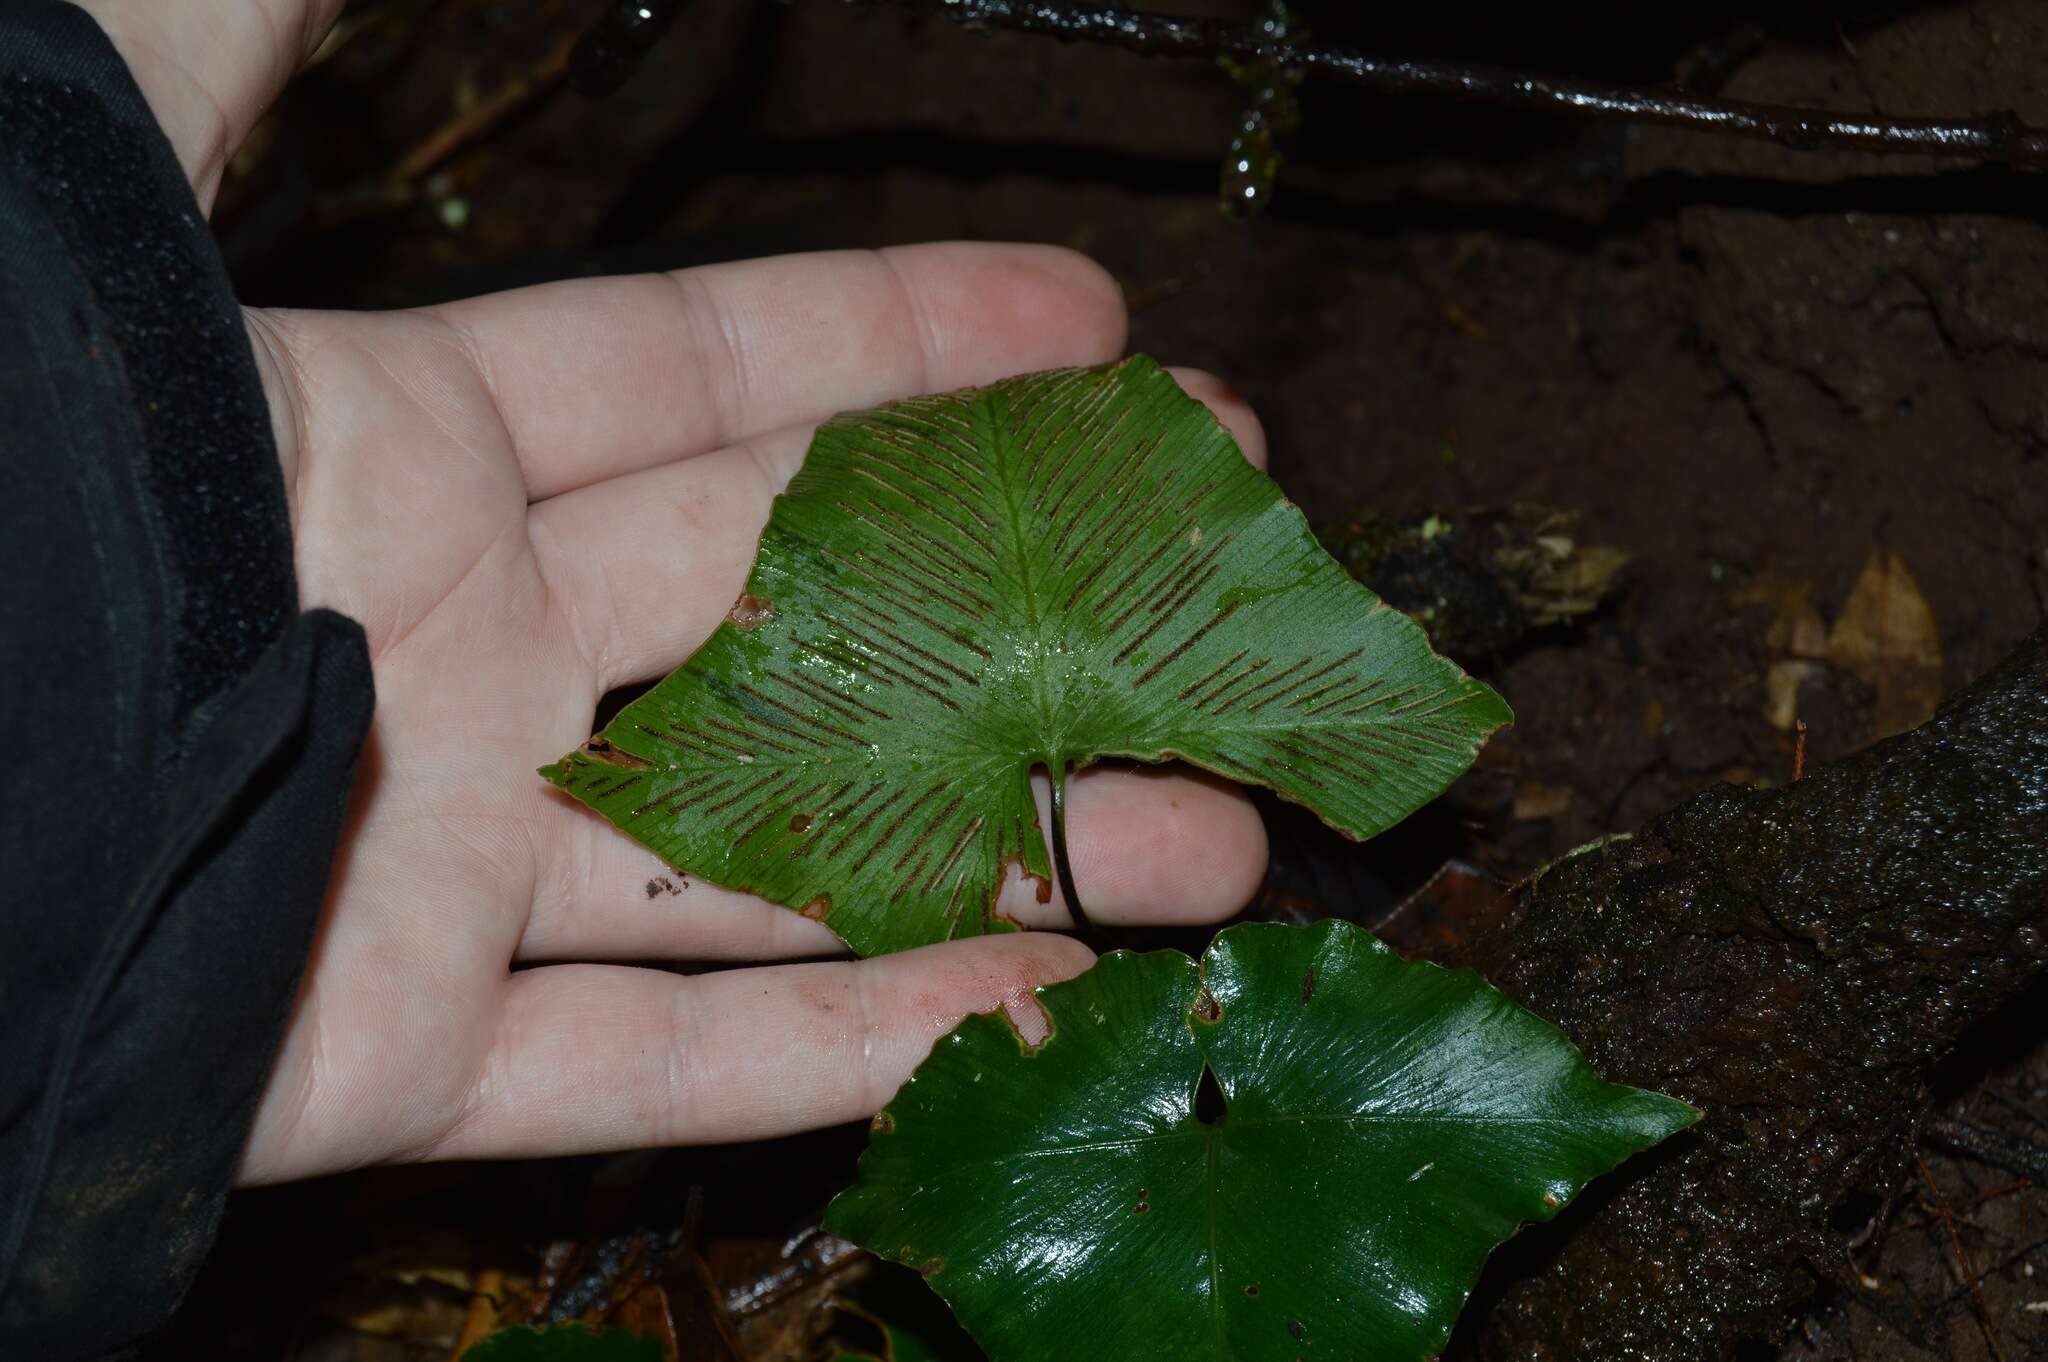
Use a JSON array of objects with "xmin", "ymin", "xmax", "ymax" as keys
[{"xmin": 1454, "ymin": 625, "xmax": 2048, "ymax": 1359}]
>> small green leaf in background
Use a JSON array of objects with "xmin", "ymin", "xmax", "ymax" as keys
[
  {"xmin": 825, "ymin": 919, "xmax": 1697, "ymax": 1362},
  {"xmin": 544, "ymin": 357, "xmax": 1511, "ymax": 957},
  {"xmin": 459, "ymin": 1323, "xmax": 662, "ymax": 1362}
]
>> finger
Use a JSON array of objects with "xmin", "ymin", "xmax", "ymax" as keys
[
  {"xmin": 78, "ymin": 1, "xmax": 345, "ymax": 207},
  {"xmin": 428, "ymin": 935, "xmax": 1095, "ymax": 1158},
  {"xmin": 530, "ymin": 370, "xmax": 1270, "ymax": 693},
  {"xmin": 522, "ymin": 760, "xmax": 1264, "ymax": 961},
  {"xmin": 426, "ymin": 243, "xmax": 1129, "ymax": 500},
  {"xmin": 1165, "ymin": 367, "xmax": 1268, "ymax": 470}
]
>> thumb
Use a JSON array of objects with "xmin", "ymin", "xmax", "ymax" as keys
[{"xmin": 74, "ymin": 0, "xmax": 346, "ymax": 211}]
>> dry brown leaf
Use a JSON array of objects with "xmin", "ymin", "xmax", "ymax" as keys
[
  {"xmin": 1734, "ymin": 573, "xmax": 1829, "ymax": 731},
  {"xmin": 1763, "ymin": 660, "xmax": 1823, "ymax": 733},
  {"xmin": 1513, "ymin": 781, "xmax": 1574, "ymax": 821},
  {"xmin": 1827, "ymin": 548, "xmax": 1943, "ymax": 739}
]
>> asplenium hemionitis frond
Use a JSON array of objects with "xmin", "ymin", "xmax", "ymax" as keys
[{"xmin": 543, "ymin": 355, "xmax": 1511, "ymax": 956}]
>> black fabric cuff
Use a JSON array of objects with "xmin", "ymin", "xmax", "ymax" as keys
[{"xmin": 0, "ymin": 3, "xmax": 375, "ymax": 1356}]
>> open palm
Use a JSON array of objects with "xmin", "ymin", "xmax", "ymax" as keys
[{"xmin": 233, "ymin": 245, "xmax": 1272, "ymax": 1182}]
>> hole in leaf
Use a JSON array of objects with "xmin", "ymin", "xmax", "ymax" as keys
[
  {"xmin": 1002, "ymin": 992, "xmax": 1054, "ymax": 1050},
  {"xmin": 1195, "ymin": 1064, "xmax": 1227, "ymax": 1125}
]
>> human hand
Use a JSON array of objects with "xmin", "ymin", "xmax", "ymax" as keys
[{"xmin": 79, "ymin": 3, "xmax": 1272, "ymax": 1185}]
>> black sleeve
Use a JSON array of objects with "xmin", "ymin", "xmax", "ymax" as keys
[{"xmin": 0, "ymin": 4, "xmax": 376, "ymax": 1357}]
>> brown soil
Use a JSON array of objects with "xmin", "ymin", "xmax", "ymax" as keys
[{"xmin": 182, "ymin": 2, "xmax": 2048, "ymax": 1358}]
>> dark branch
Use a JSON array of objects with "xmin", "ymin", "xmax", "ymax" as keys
[
  {"xmin": 864, "ymin": 0, "xmax": 2048, "ymax": 169},
  {"xmin": 1924, "ymin": 1117, "xmax": 2048, "ymax": 1185}
]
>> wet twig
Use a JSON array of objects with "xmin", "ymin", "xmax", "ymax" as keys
[
  {"xmin": 1924, "ymin": 1117, "xmax": 2048, "ymax": 1186},
  {"xmin": 1917, "ymin": 1151, "xmax": 2011, "ymax": 1362},
  {"xmin": 388, "ymin": 31, "xmax": 577, "ymax": 184},
  {"xmin": 857, "ymin": 1, "xmax": 2048, "ymax": 170}
]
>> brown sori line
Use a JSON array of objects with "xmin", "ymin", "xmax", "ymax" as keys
[
  {"xmin": 895, "ymin": 852, "xmax": 935, "ymax": 904},
  {"xmin": 1177, "ymin": 648, "xmax": 1252, "ymax": 702},
  {"xmin": 1133, "ymin": 603, "xmax": 1242, "ymax": 688},
  {"xmin": 1139, "ymin": 537, "xmax": 1232, "ymax": 619},
  {"xmin": 1055, "ymin": 475, "xmax": 1179, "ymax": 609},
  {"xmin": 1343, "ymin": 719, "xmax": 1467, "ymax": 756},
  {"xmin": 882, "ymin": 664, "xmax": 965, "ymax": 713},
  {"xmin": 1305, "ymin": 719, "xmax": 1429, "ymax": 761},
  {"xmin": 1248, "ymin": 648, "xmax": 1365, "ymax": 715},
  {"xmin": 1035, "ymin": 408, "xmax": 1138, "ymax": 523},
  {"xmin": 1213, "ymin": 656, "xmax": 1307, "ymax": 713},
  {"xmin": 1354, "ymin": 683, "xmax": 1422, "ymax": 713},
  {"xmin": 579, "ymin": 774, "xmax": 640, "ymax": 801},
  {"xmin": 702, "ymin": 769, "xmax": 786, "ymax": 818},
  {"xmin": 794, "ymin": 637, "xmax": 893, "ymax": 687},
  {"xmin": 1295, "ymin": 725, "xmax": 1423, "ymax": 771},
  {"xmin": 830, "ymin": 642, "xmax": 938, "ymax": 699},
  {"xmin": 846, "ymin": 631, "xmax": 958, "ymax": 695},
  {"xmin": 1048, "ymin": 435, "xmax": 1159, "ymax": 556},
  {"xmin": 855, "ymin": 547, "xmax": 995, "ymax": 619},
  {"xmin": 1385, "ymin": 686, "xmax": 1461, "ymax": 716},
  {"xmin": 1287, "ymin": 674, "xmax": 1372, "ymax": 714},
  {"xmin": 853, "ymin": 441, "xmax": 996, "ymax": 533},
  {"xmin": 777, "ymin": 669, "xmax": 890, "ymax": 724},
  {"xmin": 836, "ymin": 499, "xmax": 994, "ymax": 593},
  {"xmin": 819, "ymin": 580, "xmax": 906, "ymax": 629},
  {"xmin": 1023, "ymin": 384, "xmax": 1119, "ymax": 505},
  {"xmin": 1194, "ymin": 656, "xmax": 1272, "ymax": 711},
  {"xmin": 1088, "ymin": 521, "xmax": 1184, "ymax": 619},
  {"xmin": 656, "ymin": 729, "xmax": 750, "ymax": 767},
  {"xmin": 636, "ymin": 774, "xmax": 737, "ymax": 818},
  {"xmin": 885, "ymin": 405, "xmax": 977, "ymax": 446},
  {"xmin": 1299, "ymin": 677, "xmax": 1386, "ymax": 718},
  {"xmin": 870, "ymin": 782, "xmax": 949, "ymax": 870},
  {"xmin": 847, "ymin": 460, "xmax": 994, "ymax": 548},
  {"xmin": 1048, "ymin": 431, "xmax": 1160, "ymax": 559},
  {"xmin": 904, "ymin": 607, "xmax": 992, "ymax": 661},
  {"xmin": 735, "ymin": 683, "xmax": 863, "ymax": 746},
  {"xmin": 926, "ymin": 814, "xmax": 987, "ymax": 893},
  {"xmin": 865, "ymin": 618, "xmax": 981, "ymax": 687},
  {"xmin": 1005, "ymin": 367, "xmax": 1091, "ymax": 441},
  {"xmin": 816, "ymin": 613, "xmax": 963, "ymax": 707},
  {"xmin": 1174, "ymin": 479, "xmax": 1220, "ymax": 521},
  {"xmin": 730, "ymin": 776, "xmax": 805, "ymax": 845},
  {"xmin": 632, "ymin": 722, "xmax": 683, "ymax": 749},
  {"xmin": 655, "ymin": 721, "xmax": 746, "ymax": 755},
  {"xmin": 860, "ymin": 426, "xmax": 987, "ymax": 499},
  {"xmin": 1023, "ymin": 385, "xmax": 1109, "ymax": 485},
  {"xmin": 703, "ymin": 715, "xmax": 801, "ymax": 757},
  {"xmin": 1258, "ymin": 740, "xmax": 1334, "ymax": 791},
  {"xmin": 816, "ymin": 543, "xmax": 883, "ymax": 593},
  {"xmin": 826, "ymin": 785, "xmax": 906, "ymax": 861},
  {"xmin": 1409, "ymin": 717, "xmax": 1478, "ymax": 748},
  {"xmin": 872, "ymin": 501, "xmax": 996, "ymax": 582},
  {"xmin": 1112, "ymin": 563, "xmax": 1221, "ymax": 666},
  {"xmin": 1101, "ymin": 542, "xmax": 1199, "ymax": 636},
  {"xmin": 894, "ymin": 791, "xmax": 966, "ymax": 872}
]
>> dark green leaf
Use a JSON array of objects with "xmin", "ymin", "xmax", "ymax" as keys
[
  {"xmin": 825, "ymin": 919, "xmax": 1697, "ymax": 1361},
  {"xmin": 544, "ymin": 357, "xmax": 1510, "ymax": 956},
  {"xmin": 459, "ymin": 1323, "xmax": 662, "ymax": 1362}
]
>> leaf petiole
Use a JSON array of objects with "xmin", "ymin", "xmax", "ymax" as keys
[{"xmin": 1047, "ymin": 759, "xmax": 1092, "ymax": 938}]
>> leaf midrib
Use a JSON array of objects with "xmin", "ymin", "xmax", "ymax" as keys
[{"xmin": 984, "ymin": 384, "xmax": 1055, "ymax": 754}]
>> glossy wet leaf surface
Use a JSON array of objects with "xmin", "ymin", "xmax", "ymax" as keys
[
  {"xmin": 544, "ymin": 357, "xmax": 1509, "ymax": 956},
  {"xmin": 825, "ymin": 919, "xmax": 1697, "ymax": 1362}
]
